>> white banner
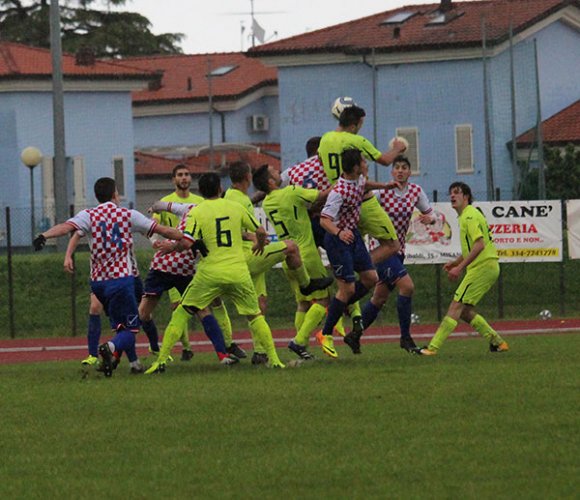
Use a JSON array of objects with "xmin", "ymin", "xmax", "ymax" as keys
[
  {"xmin": 566, "ymin": 200, "xmax": 580, "ymax": 259},
  {"xmin": 406, "ymin": 201, "xmax": 563, "ymax": 264}
]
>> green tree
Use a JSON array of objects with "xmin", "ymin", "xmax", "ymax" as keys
[{"xmin": 0, "ymin": 0, "xmax": 184, "ymax": 57}]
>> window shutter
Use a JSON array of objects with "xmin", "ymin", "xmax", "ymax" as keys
[{"xmin": 455, "ymin": 125, "xmax": 474, "ymax": 173}]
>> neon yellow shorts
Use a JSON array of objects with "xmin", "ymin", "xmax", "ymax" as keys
[
  {"xmin": 245, "ymin": 241, "xmax": 287, "ymax": 297},
  {"xmin": 181, "ymin": 270, "xmax": 261, "ymax": 316},
  {"xmin": 454, "ymin": 260, "xmax": 500, "ymax": 306},
  {"xmin": 284, "ymin": 244, "xmax": 330, "ymax": 302},
  {"xmin": 358, "ymin": 196, "xmax": 397, "ymax": 241},
  {"xmin": 167, "ymin": 287, "xmax": 182, "ymax": 304}
]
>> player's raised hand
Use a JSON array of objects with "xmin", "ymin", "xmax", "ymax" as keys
[{"xmin": 33, "ymin": 234, "xmax": 46, "ymax": 251}]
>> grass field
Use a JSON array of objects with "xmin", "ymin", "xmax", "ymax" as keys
[{"xmin": 1, "ymin": 334, "xmax": 578, "ymax": 498}]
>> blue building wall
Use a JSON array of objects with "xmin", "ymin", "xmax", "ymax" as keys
[{"xmin": 134, "ymin": 94, "xmax": 279, "ymax": 148}]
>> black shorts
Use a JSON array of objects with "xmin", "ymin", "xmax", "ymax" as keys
[{"xmin": 143, "ymin": 269, "xmax": 192, "ymax": 297}]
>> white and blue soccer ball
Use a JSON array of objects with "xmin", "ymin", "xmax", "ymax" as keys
[
  {"xmin": 331, "ymin": 96, "xmax": 356, "ymax": 120},
  {"xmin": 539, "ymin": 309, "xmax": 552, "ymax": 320},
  {"xmin": 410, "ymin": 313, "xmax": 420, "ymax": 325}
]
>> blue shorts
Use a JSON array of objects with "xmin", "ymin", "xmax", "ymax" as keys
[
  {"xmin": 91, "ymin": 276, "xmax": 140, "ymax": 332},
  {"xmin": 376, "ymin": 254, "xmax": 408, "ymax": 290},
  {"xmin": 143, "ymin": 269, "xmax": 192, "ymax": 297},
  {"xmin": 324, "ymin": 229, "xmax": 374, "ymax": 283}
]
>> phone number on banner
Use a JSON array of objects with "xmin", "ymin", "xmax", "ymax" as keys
[{"xmin": 497, "ymin": 248, "xmax": 560, "ymax": 258}]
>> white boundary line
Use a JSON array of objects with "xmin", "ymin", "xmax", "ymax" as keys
[{"xmin": 0, "ymin": 327, "xmax": 577, "ymax": 354}]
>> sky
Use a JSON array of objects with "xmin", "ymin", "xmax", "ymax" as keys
[{"xmin": 114, "ymin": 0, "xmax": 475, "ymax": 54}]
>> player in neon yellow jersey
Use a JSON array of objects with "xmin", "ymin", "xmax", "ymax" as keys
[
  {"xmin": 318, "ymin": 105, "xmax": 407, "ymax": 266},
  {"xmin": 224, "ymin": 161, "xmax": 333, "ymax": 363},
  {"xmin": 417, "ymin": 182, "xmax": 509, "ymax": 355},
  {"xmin": 253, "ymin": 164, "xmax": 333, "ymax": 360},
  {"xmin": 149, "ymin": 164, "xmax": 203, "ymax": 360}
]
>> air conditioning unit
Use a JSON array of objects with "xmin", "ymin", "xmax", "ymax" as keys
[{"xmin": 249, "ymin": 114, "xmax": 269, "ymax": 132}]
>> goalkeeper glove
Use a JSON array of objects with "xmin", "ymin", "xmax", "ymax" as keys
[{"xmin": 33, "ymin": 234, "xmax": 47, "ymax": 251}]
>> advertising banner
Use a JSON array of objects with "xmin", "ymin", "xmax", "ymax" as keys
[
  {"xmin": 566, "ymin": 200, "xmax": 580, "ymax": 259},
  {"xmin": 405, "ymin": 201, "xmax": 563, "ymax": 264}
]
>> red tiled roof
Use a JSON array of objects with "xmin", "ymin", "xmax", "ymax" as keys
[
  {"xmin": 0, "ymin": 42, "xmax": 154, "ymax": 79},
  {"xmin": 248, "ymin": 0, "xmax": 575, "ymax": 56},
  {"xmin": 516, "ymin": 99, "xmax": 580, "ymax": 146},
  {"xmin": 120, "ymin": 52, "xmax": 277, "ymax": 105},
  {"xmin": 135, "ymin": 147, "xmax": 280, "ymax": 177}
]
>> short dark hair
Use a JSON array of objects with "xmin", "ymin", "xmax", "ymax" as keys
[
  {"xmin": 393, "ymin": 155, "xmax": 411, "ymax": 168},
  {"xmin": 339, "ymin": 105, "xmax": 366, "ymax": 128},
  {"xmin": 94, "ymin": 177, "xmax": 116, "ymax": 203},
  {"xmin": 172, "ymin": 163, "xmax": 190, "ymax": 178},
  {"xmin": 252, "ymin": 164, "xmax": 272, "ymax": 193},
  {"xmin": 341, "ymin": 149, "xmax": 363, "ymax": 175},
  {"xmin": 229, "ymin": 161, "xmax": 251, "ymax": 183},
  {"xmin": 198, "ymin": 173, "xmax": 221, "ymax": 198},
  {"xmin": 449, "ymin": 181, "xmax": 473, "ymax": 204},
  {"xmin": 305, "ymin": 136, "xmax": 321, "ymax": 157}
]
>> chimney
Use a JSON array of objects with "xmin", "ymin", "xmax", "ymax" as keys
[
  {"xmin": 440, "ymin": 0, "xmax": 452, "ymax": 13},
  {"xmin": 75, "ymin": 47, "xmax": 95, "ymax": 66}
]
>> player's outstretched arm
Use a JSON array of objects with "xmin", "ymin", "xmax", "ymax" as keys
[
  {"xmin": 377, "ymin": 138, "xmax": 407, "ymax": 166},
  {"xmin": 33, "ymin": 222, "xmax": 75, "ymax": 251},
  {"xmin": 154, "ymin": 224, "xmax": 182, "ymax": 241}
]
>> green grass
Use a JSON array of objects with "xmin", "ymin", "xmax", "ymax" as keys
[
  {"xmin": 1, "ymin": 334, "xmax": 578, "ymax": 498},
  {"xmin": 1, "ymin": 250, "xmax": 579, "ymax": 338}
]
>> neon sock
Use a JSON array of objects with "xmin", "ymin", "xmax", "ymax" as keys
[
  {"xmin": 470, "ymin": 314, "xmax": 504, "ymax": 345},
  {"xmin": 362, "ymin": 300, "xmax": 381, "ymax": 329},
  {"xmin": 295, "ymin": 303, "xmax": 326, "ymax": 346},
  {"xmin": 212, "ymin": 302, "xmax": 233, "ymax": 347},
  {"xmin": 334, "ymin": 316, "xmax": 346, "ymax": 336},
  {"xmin": 294, "ymin": 310, "xmax": 306, "ymax": 332},
  {"xmin": 201, "ymin": 315, "xmax": 226, "ymax": 357},
  {"xmin": 87, "ymin": 314, "xmax": 101, "ymax": 356},
  {"xmin": 248, "ymin": 315, "xmax": 282, "ymax": 364},
  {"xmin": 159, "ymin": 305, "xmax": 190, "ymax": 363},
  {"xmin": 347, "ymin": 282, "xmax": 369, "ymax": 305},
  {"xmin": 348, "ymin": 301, "xmax": 362, "ymax": 318},
  {"xmin": 141, "ymin": 319, "xmax": 160, "ymax": 352},
  {"xmin": 397, "ymin": 295, "xmax": 412, "ymax": 340},
  {"xmin": 322, "ymin": 297, "xmax": 347, "ymax": 335},
  {"xmin": 428, "ymin": 316, "xmax": 458, "ymax": 351},
  {"xmin": 287, "ymin": 263, "xmax": 311, "ymax": 288}
]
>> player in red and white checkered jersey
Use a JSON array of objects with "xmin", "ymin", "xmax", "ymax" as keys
[
  {"xmin": 355, "ymin": 155, "xmax": 435, "ymax": 353},
  {"xmin": 34, "ymin": 177, "xmax": 182, "ymax": 376}
]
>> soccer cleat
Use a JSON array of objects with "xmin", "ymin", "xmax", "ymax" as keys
[
  {"xmin": 288, "ymin": 340, "xmax": 315, "ymax": 360},
  {"xmin": 269, "ymin": 360, "xmax": 286, "ymax": 369},
  {"xmin": 98, "ymin": 343, "xmax": 115, "ymax": 377},
  {"xmin": 490, "ymin": 341, "xmax": 510, "ymax": 353},
  {"xmin": 219, "ymin": 354, "xmax": 240, "ymax": 366},
  {"xmin": 251, "ymin": 352, "xmax": 269, "ymax": 365},
  {"xmin": 130, "ymin": 363, "xmax": 145, "ymax": 375},
  {"xmin": 415, "ymin": 346, "xmax": 437, "ymax": 356},
  {"xmin": 315, "ymin": 331, "xmax": 338, "ymax": 359},
  {"xmin": 81, "ymin": 355, "xmax": 99, "ymax": 366},
  {"xmin": 343, "ymin": 331, "xmax": 362, "ymax": 354},
  {"xmin": 149, "ymin": 347, "xmax": 174, "ymax": 363},
  {"xmin": 181, "ymin": 349, "xmax": 194, "ymax": 361},
  {"xmin": 226, "ymin": 342, "xmax": 247, "ymax": 359},
  {"xmin": 144, "ymin": 361, "xmax": 166, "ymax": 375},
  {"xmin": 299, "ymin": 276, "xmax": 334, "ymax": 296},
  {"xmin": 400, "ymin": 337, "xmax": 418, "ymax": 353}
]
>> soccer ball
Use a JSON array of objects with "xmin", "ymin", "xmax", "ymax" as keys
[
  {"xmin": 389, "ymin": 136, "xmax": 409, "ymax": 152},
  {"xmin": 331, "ymin": 96, "xmax": 356, "ymax": 120},
  {"xmin": 539, "ymin": 309, "xmax": 552, "ymax": 320},
  {"xmin": 410, "ymin": 313, "xmax": 420, "ymax": 325}
]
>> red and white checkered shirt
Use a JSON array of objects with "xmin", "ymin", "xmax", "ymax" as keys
[
  {"xmin": 373, "ymin": 183, "xmax": 433, "ymax": 254},
  {"xmin": 281, "ymin": 156, "xmax": 331, "ymax": 191},
  {"xmin": 68, "ymin": 202, "xmax": 156, "ymax": 281},
  {"xmin": 321, "ymin": 175, "xmax": 366, "ymax": 231},
  {"xmin": 150, "ymin": 203, "xmax": 196, "ymax": 276}
]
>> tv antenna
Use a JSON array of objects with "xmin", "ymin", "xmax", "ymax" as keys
[{"xmin": 221, "ymin": 0, "xmax": 284, "ymax": 48}]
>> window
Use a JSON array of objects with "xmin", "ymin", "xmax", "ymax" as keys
[
  {"xmin": 396, "ymin": 127, "xmax": 420, "ymax": 175},
  {"xmin": 73, "ymin": 156, "xmax": 86, "ymax": 211},
  {"xmin": 207, "ymin": 65, "xmax": 236, "ymax": 77},
  {"xmin": 113, "ymin": 157, "xmax": 125, "ymax": 197},
  {"xmin": 426, "ymin": 11, "xmax": 464, "ymax": 26},
  {"xmin": 455, "ymin": 124, "xmax": 474, "ymax": 173},
  {"xmin": 381, "ymin": 11, "xmax": 417, "ymax": 24}
]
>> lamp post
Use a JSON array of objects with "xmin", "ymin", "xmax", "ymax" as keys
[{"xmin": 21, "ymin": 146, "xmax": 42, "ymax": 242}]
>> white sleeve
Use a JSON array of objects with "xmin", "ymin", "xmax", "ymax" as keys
[
  {"xmin": 130, "ymin": 210, "xmax": 157, "ymax": 237},
  {"xmin": 67, "ymin": 210, "xmax": 91, "ymax": 234},
  {"xmin": 320, "ymin": 190, "xmax": 343, "ymax": 222},
  {"xmin": 415, "ymin": 187, "xmax": 433, "ymax": 214},
  {"xmin": 169, "ymin": 202, "xmax": 193, "ymax": 217},
  {"xmin": 280, "ymin": 168, "xmax": 291, "ymax": 188},
  {"xmin": 373, "ymin": 189, "xmax": 380, "ymax": 201}
]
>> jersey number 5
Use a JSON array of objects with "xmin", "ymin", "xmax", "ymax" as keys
[
  {"xmin": 268, "ymin": 209, "xmax": 289, "ymax": 238},
  {"xmin": 215, "ymin": 217, "xmax": 232, "ymax": 247}
]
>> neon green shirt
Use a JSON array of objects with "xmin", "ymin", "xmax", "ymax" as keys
[
  {"xmin": 262, "ymin": 186, "xmax": 318, "ymax": 249},
  {"xmin": 318, "ymin": 131, "xmax": 382, "ymax": 184},
  {"xmin": 458, "ymin": 205, "xmax": 498, "ymax": 269},
  {"xmin": 223, "ymin": 187, "xmax": 254, "ymax": 252},
  {"xmin": 154, "ymin": 191, "xmax": 203, "ymax": 227},
  {"xmin": 183, "ymin": 198, "xmax": 260, "ymax": 275}
]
